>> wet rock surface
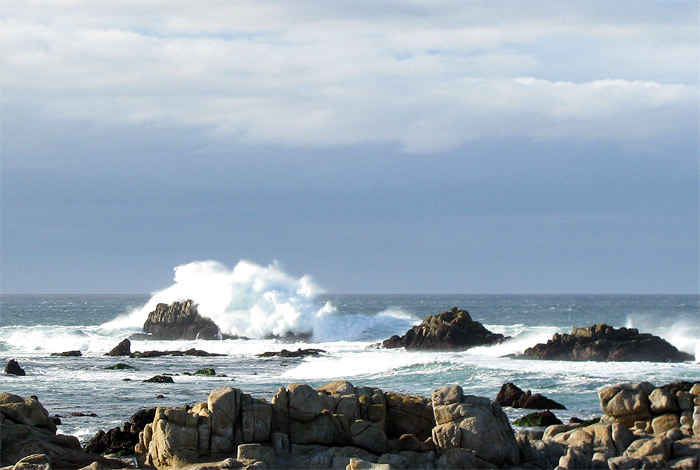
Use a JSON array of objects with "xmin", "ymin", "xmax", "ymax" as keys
[
  {"xmin": 519, "ymin": 323, "xmax": 695, "ymax": 362},
  {"xmin": 381, "ymin": 307, "xmax": 506, "ymax": 350}
]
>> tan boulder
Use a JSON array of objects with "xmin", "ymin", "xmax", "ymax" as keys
[
  {"xmin": 318, "ymin": 381, "xmax": 356, "ymax": 396},
  {"xmin": 384, "ymin": 392, "xmax": 434, "ymax": 441},
  {"xmin": 288, "ymin": 384, "xmax": 325, "ymax": 423},
  {"xmin": 649, "ymin": 388, "xmax": 679, "ymax": 415},
  {"xmin": 350, "ymin": 420, "xmax": 388, "ymax": 455},
  {"xmin": 598, "ymin": 382, "xmax": 654, "ymax": 427},
  {"xmin": 652, "ymin": 413, "xmax": 680, "ymax": 434},
  {"xmin": 431, "ymin": 385, "xmax": 519, "ymax": 467}
]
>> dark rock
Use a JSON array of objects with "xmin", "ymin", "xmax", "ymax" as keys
[
  {"xmin": 84, "ymin": 408, "xmax": 156, "ymax": 456},
  {"xmin": 514, "ymin": 410, "xmax": 563, "ymax": 427},
  {"xmin": 143, "ymin": 375, "xmax": 174, "ymax": 383},
  {"xmin": 519, "ymin": 323, "xmax": 694, "ymax": 362},
  {"xmin": 129, "ymin": 407, "xmax": 157, "ymax": 432},
  {"xmin": 194, "ymin": 368, "xmax": 216, "ymax": 375},
  {"xmin": 142, "ymin": 300, "xmax": 221, "ymax": 340},
  {"xmin": 569, "ymin": 416, "xmax": 601, "ymax": 426},
  {"xmin": 50, "ymin": 350, "xmax": 82, "ymax": 357},
  {"xmin": 105, "ymin": 339, "xmax": 131, "ymax": 356},
  {"xmin": 105, "ymin": 363, "xmax": 135, "ymax": 370},
  {"xmin": 660, "ymin": 381, "xmax": 700, "ymax": 394},
  {"xmin": 131, "ymin": 348, "xmax": 225, "ymax": 358},
  {"xmin": 5, "ymin": 358, "xmax": 26, "ymax": 376},
  {"xmin": 381, "ymin": 307, "xmax": 507, "ymax": 351},
  {"xmin": 257, "ymin": 348, "xmax": 327, "ymax": 358},
  {"xmin": 52, "ymin": 415, "xmax": 62, "ymax": 425},
  {"xmin": 496, "ymin": 383, "xmax": 566, "ymax": 410},
  {"xmin": 71, "ymin": 412, "xmax": 98, "ymax": 417}
]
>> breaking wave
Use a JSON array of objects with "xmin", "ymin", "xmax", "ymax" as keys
[{"xmin": 101, "ymin": 260, "xmax": 414, "ymax": 342}]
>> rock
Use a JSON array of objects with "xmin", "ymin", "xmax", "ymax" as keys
[
  {"xmin": 651, "ymin": 413, "xmax": 680, "ymax": 434},
  {"xmin": 104, "ymin": 363, "xmax": 134, "ymax": 370},
  {"xmin": 650, "ymin": 388, "xmax": 680, "ymax": 414},
  {"xmin": 287, "ymin": 384, "xmax": 325, "ymax": 423},
  {"xmin": 317, "ymin": 381, "xmax": 356, "ymax": 396},
  {"xmin": 142, "ymin": 300, "xmax": 221, "ymax": 340},
  {"xmin": 195, "ymin": 368, "xmax": 216, "ymax": 376},
  {"xmin": 384, "ymin": 392, "xmax": 435, "ymax": 440},
  {"xmin": 9, "ymin": 453, "xmax": 51, "ymax": 470},
  {"xmin": 350, "ymin": 420, "xmax": 388, "ymax": 455},
  {"xmin": 105, "ymin": 339, "xmax": 131, "ymax": 356},
  {"xmin": 0, "ymin": 393, "xmax": 124, "ymax": 469},
  {"xmin": 346, "ymin": 458, "xmax": 392, "ymax": 470},
  {"xmin": 84, "ymin": 408, "xmax": 156, "ymax": 457},
  {"xmin": 598, "ymin": 382, "xmax": 655, "ymax": 427},
  {"xmin": 513, "ymin": 410, "xmax": 563, "ymax": 427},
  {"xmin": 131, "ymin": 348, "xmax": 225, "ymax": 358},
  {"xmin": 237, "ymin": 443, "xmax": 275, "ymax": 466},
  {"xmin": 436, "ymin": 448, "xmax": 478, "ymax": 469},
  {"xmin": 5, "ymin": 359, "xmax": 26, "ymax": 376},
  {"xmin": 143, "ymin": 375, "xmax": 175, "ymax": 383},
  {"xmin": 520, "ymin": 323, "xmax": 694, "ymax": 362},
  {"xmin": 381, "ymin": 307, "xmax": 506, "ymax": 351},
  {"xmin": 257, "ymin": 348, "xmax": 326, "ymax": 358},
  {"xmin": 431, "ymin": 385, "xmax": 520, "ymax": 467},
  {"xmin": 50, "ymin": 350, "xmax": 82, "ymax": 357},
  {"xmin": 495, "ymin": 383, "xmax": 566, "ymax": 410}
]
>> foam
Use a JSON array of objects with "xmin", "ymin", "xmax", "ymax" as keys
[{"xmin": 100, "ymin": 260, "xmax": 415, "ymax": 342}]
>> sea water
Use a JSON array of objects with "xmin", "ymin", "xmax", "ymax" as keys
[{"xmin": 1, "ymin": 261, "xmax": 699, "ymax": 443}]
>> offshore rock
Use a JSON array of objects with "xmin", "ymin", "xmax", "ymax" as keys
[
  {"xmin": 105, "ymin": 338, "xmax": 131, "ymax": 356},
  {"xmin": 519, "ymin": 323, "xmax": 694, "ymax": 362},
  {"xmin": 496, "ymin": 382, "xmax": 566, "ymax": 410},
  {"xmin": 142, "ymin": 300, "xmax": 221, "ymax": 340},
  {"xmin": 381, "ymin": 307, "xmax": 506, "ymax": 351},
  {"xmin": 5, "ymin": 358, "xmax": 26, "ymax": 376}
]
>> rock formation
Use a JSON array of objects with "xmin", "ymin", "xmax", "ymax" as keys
[
  {"xmin": 0, "ymin": 392, "xmax": 124, "ymax": 469},
  {"xmin": 381, "ymin": 307, "xmax": 506, "ymax": 350},
  {"xmin": 4, "ymin": 358, "xmax": 26, "ymax": 376},
  {"xmin": 105, "ymin": 338, "xmax": 132, "ymax": 356},
  {"xmin": 85, "ymin": 408, "xmax": 157, "ymax": 456},
  {"xmin": 496, "ymin": 382, "xmax": 566, "ymax": 410},
  {"xmin": 142, "ymin": 300, "xmax": 221, "ymax": 340},
  {"xmin": 519, "ymin": 323, "xmax": 694, "ymax": 362},
  {"xmin": 257, "ymin": 348, "xmax": 326, "ymax": 358}
]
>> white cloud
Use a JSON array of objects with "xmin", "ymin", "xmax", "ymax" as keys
[{"xmin": 1, "ymin": 1, "xmax": 697, "ymax": 155}]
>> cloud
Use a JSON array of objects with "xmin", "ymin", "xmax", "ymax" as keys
[{"xmin": 2, "ymin": 1, "xmax": 698, "ymax": 157}]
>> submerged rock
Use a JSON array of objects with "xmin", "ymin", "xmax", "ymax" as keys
[
  {"xmin": 4, "ymin": 359, "xmax": 26, "ymax": 376},
  {"xmin": 142, "ymin": 299, "xmax": 221, "ymax": 340},
  {"xmin": 381, "ymin": 307, "xmax": 506, "ymax": 351},
  {"xmin": 50, "ymin": 350, "xmax": 82, "ymax": 357},
  {"xmin": 143, "ymin": 375, "xmax": 175, "ymax": 383},
  {"xmin": 257, "ymin": 348, "xmax": 327, "ymax": 358},
  {"xmin": 519, "ymin": 323, "xmax": 694, "ymax": 362},
  {"xmin": 131, "ymin": 348, "xmax": 225, "ymax": 358}
]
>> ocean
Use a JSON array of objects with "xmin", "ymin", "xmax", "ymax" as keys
[{"xmin": 1, "ymin": 266, "xmax": 699, "ymax": 445}]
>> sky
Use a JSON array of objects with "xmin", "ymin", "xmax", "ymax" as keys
[{"xmin": 1, "ymin": 1, "xmax": 698, "ymax": 294}]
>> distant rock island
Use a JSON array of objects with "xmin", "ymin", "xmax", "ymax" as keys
[
  {"xmin": 381, "ymin": 307, "xmax": 506, "ymax": 350},
  {"xmin": 518, "ymin": 323, "xmax": 694, "ymax": 362}
]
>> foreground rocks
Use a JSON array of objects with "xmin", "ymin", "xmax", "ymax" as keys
[
  {"xmin": 0, "ymin": 392, "xmax": 125, "ymax": 469},
  {"xmin": 142, "ymin": 300, "xmax": 221, "ymax": 340},
  {"xmin": 7, "ymin": 379, "xmax": 700, "ymax": 469},
  {"xmin": 381, "ymin": 307, "xmax": 506, "ymax": 350},
  {"xmin": 84, "ymin": 408, "xmax": 157, "ymax": 456},
  {"xmin": 519, "ymin": 323, "xmax": 694, "ymax": 362}
]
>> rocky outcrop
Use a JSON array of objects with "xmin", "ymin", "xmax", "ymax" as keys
[
  {"xmin": 105, "ymin": 339, "xmax": 131, "ymax": 356},
  {"xmin": 131, "ymin": 348, "xmax": 225, "ymax": 358},
  {"xmin": 5, "ymin": 358, "xmax": 26, "ymax": 376},
  {"xmin": 0, "ymin": 393, "xmax": 124, "ymax": 469},
  {"xmin": 516, "ymin": 381, "xmax": 700, "ymax": 469},
  {"xmin": 381, "ymin": 307, "xmax": 506, "ymax": 350},
  {"xmin": 84, "ymin": 408, "xmax": 156, "ymax": 456},
  {"xmin": 50, "ymin": 350, "xmax": 82, "ymax": 357},
  {"xmin": 496, "ymin": 382, "xmax": 566, "ymax": 409},
  {"xmin": 520, "ymin": 323, "xmax": 694, "ymax": 362},
  {"xmin": 142, "ymin": 300, "xmax": 221, "ymax": 340},
  {"xmin": 514, "ymin": 410, "xmax": 563, "ymax": 427}
]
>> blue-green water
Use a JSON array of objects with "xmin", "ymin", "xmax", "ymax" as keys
[{"xmin": 1, "ymin": 293, "xmax": 699, "ymax": 443}]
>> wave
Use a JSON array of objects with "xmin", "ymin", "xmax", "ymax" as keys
[
  {"xmin": 100, "ymin": 260, "xmax": 415, "ymax": 342},
  {"xmin": 625, "ymin": 315, "xmax": 700, "ymax": 360}
]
